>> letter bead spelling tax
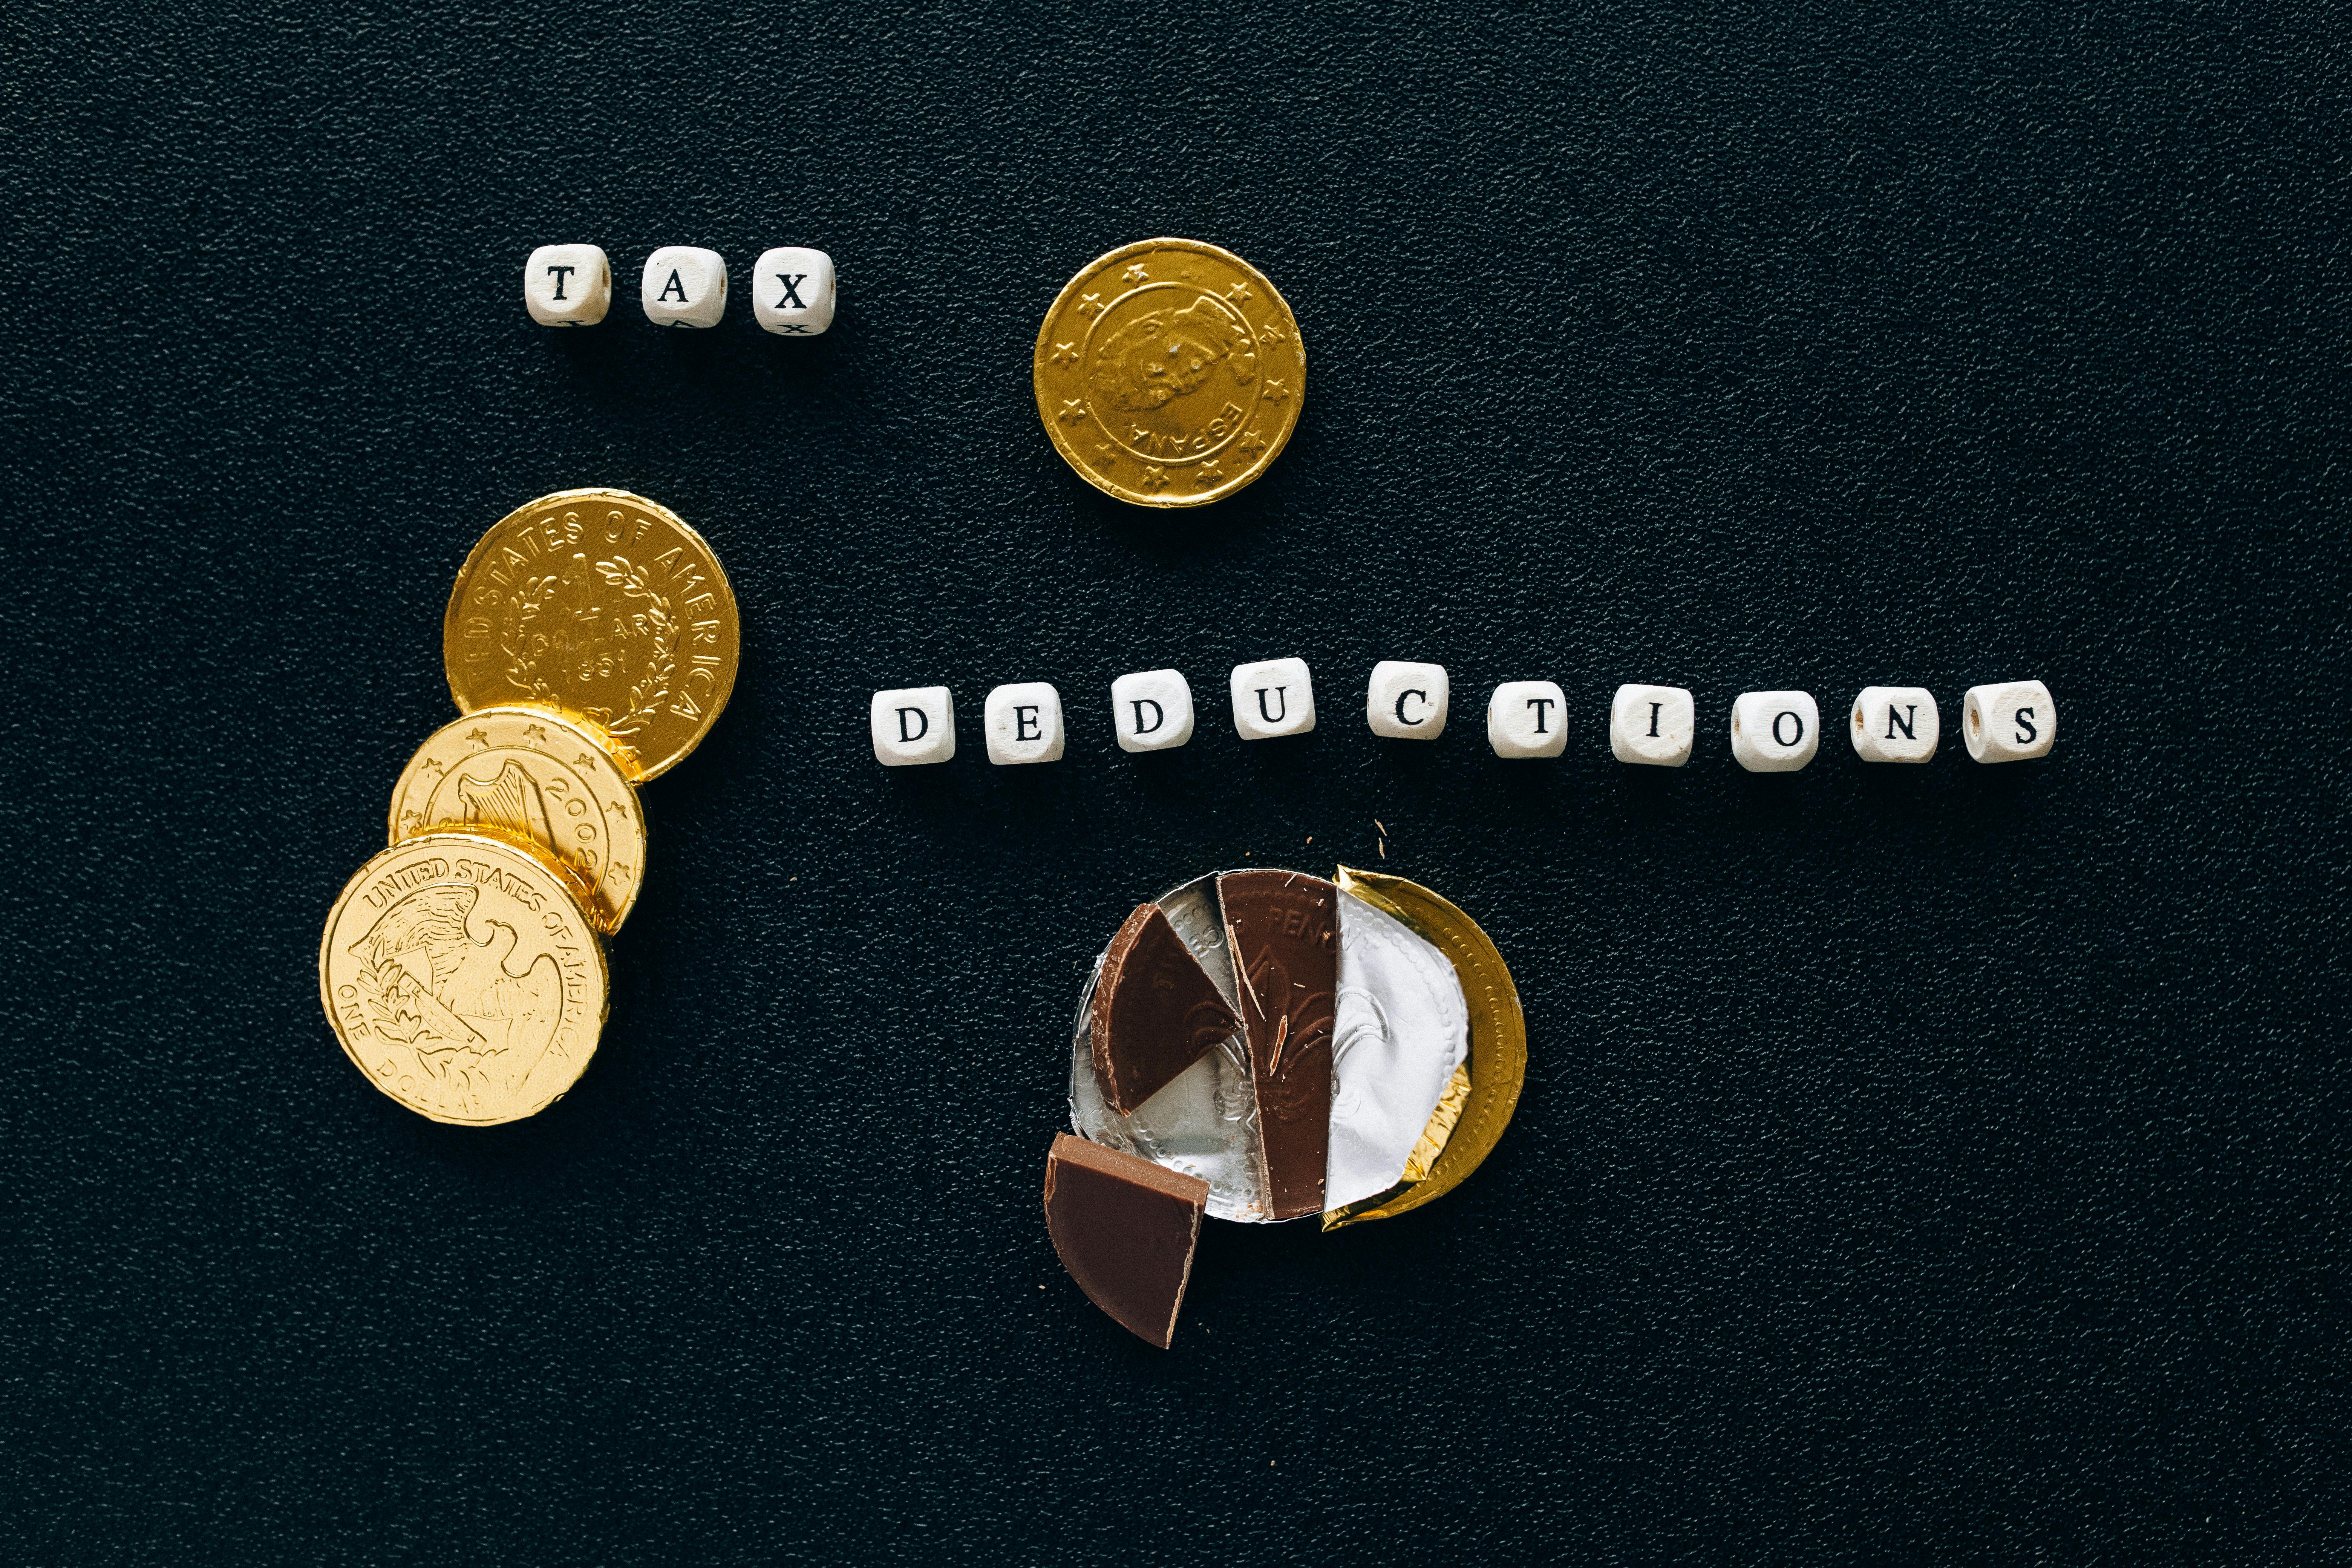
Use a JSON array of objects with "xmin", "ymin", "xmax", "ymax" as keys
[
  {"xmin": 1849, "ymin": 686, "xmax": 1940, "ymax": 763},
  {"xmin": 871, "ymin": 686, "xmax": 957, "ymax": 767},
  {"xmin": 1110, "ymin": 670, "xmax": 1195, "ymax": 753},
  {"xmin": 1730, "ymin": 691, "xmax": 1820, "ymax": 773},
  {"xmin": 1487, "ymin": 681, "xmax": 1568, "ymax": 759},
  {"xmin": 1962, "ymin": 680, "xmax": 2055, "ymax": 763},
  {"xmin": 752, "ymin": 247, "xmax": 836, "ymax": 336},
  {"xmin": 985, "ymin": 682, "xmax": 1066, "ymax": 765},
  {"xmin": 641, "ymin": 246, "xmax": 728, "ymax": 328},
  {"xmin": 524, "ymin": 244, "xmax": 612, "ymax": 326},
  {"xmin": 1229, "ymin": 658, "xmax": 1316, "ymax": 740},
  {"xmin": 1367, "ymin": 661, "xmax": 1450, "ymax": 740},
  {"xmin": 1610, "ymin": 683, "xmax": 1694, "ymax": 766}
]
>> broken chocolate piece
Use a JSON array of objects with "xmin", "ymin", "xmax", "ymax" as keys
[
  {"xmin": 1217, "ymin": 869, "xmax": 1339, "ymax": 1220},
  {"xmin": 1090, "ymin": 902, "xmax": 1245, "ymax": 1115},
  {"xmin": 1043, "ymin": 1133, "xmax": 1209, "ymax": 1348}
]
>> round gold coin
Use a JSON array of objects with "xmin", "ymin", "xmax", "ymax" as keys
[
  {"xmin": 443, "ymin": 489, "xmax": 740, "ymax": 781},
  {"xmin": 387, "ymin": 705, "xmax": 646, "ymax": 934},
  {"xmin": 1032, "ymin": 239, "xmax": 1305, "ymax": 507},
  {"xmin": 320, "ymin": 830, "xmax": 610, "ymax": 1126}
]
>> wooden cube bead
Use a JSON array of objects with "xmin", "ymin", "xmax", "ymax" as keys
[
  {"xmin": 1367, "ymin": 661, "xmax": 1449, "ymax": 739},
  {"xmin": 871, "ymin": 686, "xmax": 955, "ymax": 766},
  {"xmin": 1963, "ymin": 680, "xmax": 2055, "ymax": 763},
  {"xmin": 752, "ymin": 247, "xmax": 836, "ymax": 336},
  {"xmin": 641, "ymin": 246, "xmax": 728, "ymax": 328},
  {"xmin": 523, "ymin": 244, "xmax": 611, "ymax": 326},
  {"xmin": 985, "ymin": 682, "xmax": 1065, "ymax": 764},
  {"xmin": 1848, "ymin": 686, "xmax": 1940, "ymax": 763},
  {"xmin": 1487, "ymin": 681, "xmax": 1567, "ymax": 758},
  {"xmin": 1230, "ymin": 658, "xmax": 1315, "ymax": 740},
  {"xmin": 1609, "ymin": 683, "xmax": 1693, "ymax": 766},
  {"xmin": 1730, "ymin": 690, "xmax": 1819, "ymax": 772},
  {"xmin": 1110, "ymin": 669, "xmax": 1194, "ymax": 752}
]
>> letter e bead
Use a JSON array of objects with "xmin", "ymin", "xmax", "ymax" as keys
[
  {"xmin": 1609, "ymin": 683, "xmax": 1693, "ymax": 766},
  {"xmin": 1488, "ymin": 681, "xmax": 1568, "ymax": 759},
  {"xmin": 641, "ymin": 246, "xmax": 728, "ymax": 328},
  {"xmin": 1110, "ymin": 670, "xmax": 1194, "ymax": 753},
  {"xmin": 985, "ymin": 682, "xmax": 1065, "ymax": 765},
  {"xmin": 1230, "ymin": 658, "xmax": 1316, "ymax": 740},
  {"xmin": 753, "ymin": 247, "xmax": 836, "ymax": 336},
  {"xmin": 1850, "ymin": 686, "xmax": 1940, "ymax": 763},
  {"xmin": 871, "ymin": 686, "xmax": 955, "ymax": 766},
  {"xmin": 1367, "ymin": 661, "xmax": 1450, "ymax": 740},
  {"xmin": 1962, "ymin": 680, "xmax": 2055, "ymax": 763},
  {"xmin": 1730, "ymin": 691, "xmax": 1819, "ymax": 773},
  {"xmin": 524, "ymin": 244, "xmax": 611, "ymax": 326}
]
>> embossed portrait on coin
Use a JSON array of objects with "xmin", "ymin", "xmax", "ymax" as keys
[{"xmin": 1089, "ymin": 295, "xmax": 1259, "ymax": 413}]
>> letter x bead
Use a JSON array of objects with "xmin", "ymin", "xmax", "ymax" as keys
[
  {"xmin": 641, "ymin": 246, "xmax": 728, "ymax": 328},
  {"xmin": 1849, "ymin": 686, "xmax": 1940, "ymax": 763},
  {"xmin": 1962, "ymin": 680, "xmax": 2055, "ymax": 763},
  {"xmin": 524, "ymin": 244, "xmax": 612, "ymax": 326},
  {"xmin": 870, "ymin": 686, "xmax": 955, "ymax": 766},
  {"xmin": 1730, "ymin": 691, "xmax": 1820, "ymax": 772},
  {"xmin": 1110, "ymin": 670, "xmax": 1194, "ymax": 753},
  {"xmin": 1229, "ymin": 658, "xmax": 1316, "ymax": 740},
  {"xmin": 1367, "ymin": 661, "xmax": 1450, "ymax": 740},
  {"xmin": 1609, "ymin": 684, "xmax": 1694, "ymax": 766},
  {"xmin": 752, "ymin": 247, "xmax": 836, "ymax": 336},
  {"xmin": 985, "ymin": 682, "xmax": 1065, "ymax": 765},
  {"xmin": 1487, "ymin": 681, "xmax": 1568, "ymax": 758}
]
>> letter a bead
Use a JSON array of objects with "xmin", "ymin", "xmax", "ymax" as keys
[
  {"xmin": 1230, "ymin": 658, "xmax": 1316, "ymax": 740},
  {"xmin": 985, "ymin": 682, "xmax": 1065, "ymax": 764},
  {"xmin": 1487, "ymin": 681, "xmax": 1568, "ymax": 758},
  {"xmin": 1609, "ymin": 684, "xmax": 1694, "ymax": 766},
  {"xmin": 752, "ymin": 247, "xmax": 836, "ymax": 336},
  {"xmin": 641, "ymin": 246, "xmax": 728, "ymax": 328},
  {"xmin": 524, "ymin": 244, "xmax": 611, "ymax": 326},
  {"xmin": 1730, "ymin": 691, "xmax": 1819, "ymax": 772},
  {"xmin": 1110, "ymin": 670, "xmax": 1194, "ymax": 753},
  {"xmin": 871, "ymin": 686, "xmax": 955, "ymax": 766},
  {"xmin": 1367, "ymin": 661, "xmax": 1450, "ymax": 739},
  {"xmin": 1962, "ymin": 680, "xmax": 2055, "ymax": 763},
  {"xmin": 1849, "ymin": 686, "xmax": 1940, "ymax": 763}
]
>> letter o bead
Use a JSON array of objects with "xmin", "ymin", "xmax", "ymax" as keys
[
  {"xmin": 1963, "ymin": 680, "xmax": 2055, "ymax": 763},
  {"xmin": 985, "ymin": 682, "xmax": 1065, "ymax": 765},
  {"xmin": 1230, "ymin": 658, "xmax": 1316, "ymax": 740},
  {"xmin": 871, "ymin": 686, "xmax": 955, "ymax": 766},
  {"xmin": 641, "ymin": 245, "xmax": 728, "ymax": 328},
  {"xmin": 1367, "ymin": 661, "xmax": 1450, "ymax": 740},
  {"xmin": 1110, "ymin": 669, "xmax": 1194, "ymax": 753},
  {"xmin": 524, "ymin": 244, "xmax": 611, "ymax": 326},
  {"xmin": 1730, "ymin": 691, "xmax": 1819, "ymax": 773},
  {"xmin": 1850, "ymin": 686, "xmax": 1940, "ymax": 763},
  {"xmin": 1487, "ymin": 681, "xmax": 1568, "ymax": 759}
]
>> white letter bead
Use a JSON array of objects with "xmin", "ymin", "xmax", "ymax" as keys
[
  {"xmin": 1850, "ymin": 686, "xmax": 1940, "ymax": 763},
  {"xmin": 1367, "ymin": 661, "xmax": 1450, "ymax": 739},
  {"xmin": 524, "ymin": 244, "xmax": 611, "ymax": 326},
  {"xmin": 1487, "ymin": 681, "xmax": 1568, "ymax": 758},
  {"xmin": 641, "ymin": 246, "xmax": 728, "ymax": 328},
  {"xmin": 1230, "ymin": 658, "xmax": 1316, "ymax": 740},
  {"xmin": 870, "ymin": 686, "xmax": 955, "ymax": 766},
  {"xmin": 1110, "ymin": 669, "xmax": 1194, "ymax": 753},
  {"xmin": 985, "ymin": 682, "xmax": 1065, "ymax": 764},
  {"xmin": 1963, "ymin": 680, "xmax": 2056, "ymax": 763},
  {"xmin": 752, "ymin": 247, "xmax": 836, "ymax": 336},
  {"xmin": 1609, "ymin": 683, "xmax": 1694, "ymax": 766},
  {"xmin": 1730, "ymin": 691, "xmax": 1820, "ymax": 772}
]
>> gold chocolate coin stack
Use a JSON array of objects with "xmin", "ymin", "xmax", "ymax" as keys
[{"xmin": 318, "ymin": 489, "xmax": 740, "ymax": 1125}]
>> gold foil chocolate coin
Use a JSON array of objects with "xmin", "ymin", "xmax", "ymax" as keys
[
  {"xmin": 320, "ymin": 831, "xmax": 609, "ymax": 1125},
  {"xmin": 387, "ymin": 705, "xmax": 646, "ymax": 934},
  {"xmin": 1033, "ymin": 239, "xmax": 1304, "ymax": 507},
  {"xmin": 444, "ymin": 489, "xmax": 739, "ymax": 781}
]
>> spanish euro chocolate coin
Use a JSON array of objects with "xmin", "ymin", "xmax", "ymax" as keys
[
  {"xmin": 443, "ymin": 489, "xmax": 739, "ymax": 781},
  {"xmin": 320, "ymin": 830, "xmax": 609, "ymax": 1125},
  {"xmin": 1032, "ymin": 239, "xmax": 1304, "ymax": 507},
  {"xmin": 387, "ymin": 705, "xmax": 647, "ymax": 934}
]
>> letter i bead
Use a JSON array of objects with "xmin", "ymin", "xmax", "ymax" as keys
[
  {"xmin": 524, "ymin": 244, "xmax": 612, "ymax": 325},
  {"xmin": 1609, "ymin": 683, "xmax": 1694, "ymax": 766}
]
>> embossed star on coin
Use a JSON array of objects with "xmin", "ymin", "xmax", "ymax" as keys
[{"xmin": 1032, "ymin": 239, "xmax": 1305, "ymax": 507}]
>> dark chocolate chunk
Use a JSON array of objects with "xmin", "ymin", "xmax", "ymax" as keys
[
  {"xmin": 1043, "ymin": 1134, "xmax": 1208, "ymax": 1349},
  {"xmin": 1090, "ymin": 902, "xmax": 1245, "ymax": 1115},
  {"xmin": 1216, "ymin": 870, "xmax": 1338, "ymax": 1220}
]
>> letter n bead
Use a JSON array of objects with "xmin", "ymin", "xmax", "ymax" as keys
[
  {"xmin": 1110, "ymin": 669, "xmax": 1194, "ymax": 753},
  {"xmin": 870, "ymin": 686, "xmax": 955, "ymax": 766},
  {"xmin": 641, "ymin": 246, "xmax": 728, "ymax": 328},
  {"xmin": 753, "ymin": 247, "xmax": 836, "ymax": 336},
  {"xmin": 1730, "ymin": 691, "xmax": 1819, "ymax": 773},
  {"xmin": 1850, "ymin": 686, "xmax": 1940, "ymax": 763},
  {"xmin": 1609, "ymin": 683, "xmax": 1694, "ymax": 766},
  {"xmin": 1963, "ymin": 680, "xmax": 2055, "ymax": 763},
  {"xmin": 1367, "ymin": 661, "xmax": 1450, "ymax": 739},
  {"xmin": 985, "ymin": 682, "xmax": 1065, "ymax": 765},
  {"xmin": 524, "ymin": 244, "xmax": 611, "ymax": 326},
  {"xmin": 1487, "ymin": 681, "xmax": 1568, "ymax": 759},
  {"xmin": 1230, "ymin": 658, "xmax": 1316, "ymax": 740}
]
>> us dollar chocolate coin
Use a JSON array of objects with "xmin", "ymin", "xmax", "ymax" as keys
[
  {"xmin": 443, "ymin": 489, "xmax": 739, "ymax": 781},
  {"xmin": 320, "ymin": 831, "xmax": 609, "ymax": 1126},
  {"xmin": 1032, "ymin": 239, "xmax": 1304, "ymax": 507},
  {"xmin": 387, "ymin": 705, "xmax": 646, "ymax": 934}
]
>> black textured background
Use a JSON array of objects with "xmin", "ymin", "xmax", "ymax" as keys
[{"xmin": 6, "ymin": 2, "xmax": 2349, "ymax": 1561}]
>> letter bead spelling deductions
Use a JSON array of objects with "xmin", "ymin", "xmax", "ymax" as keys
[
  {"xmin": 1367, "ymin": 661, "xmax": 1450, "ymax": 740},
  {"xmin": 1487, "ymin": 681, "xmax": 1568, "ymax": 759},
  {"xmin": 641, "ymin": 246, "xmax": 728, "ymax": 328},
  {"xmin": 1850, "ymin": 686, "xmax": 1940, "ymax": 763},
  {"xmin": 870, "ymin": 686, "xmax": 956, "ymax": 766},
  {"xmin": 523, "ymin": 244, "xmax": 612, "ymax": 326},
  {"xmin": 1730, "ymin": 690, "xmax": 1820, "ymax": 773},
  {"xmin": 1110, "ymin": 670, "xmax": 1196, "ymax": 753},
  {"xmin": 985, "ymin": 682, "xmax": 1066, "ymax": 765},
  {"xmin": 1230, "ymin": 658, "xmax": 1317, "ymax": 740},
  {"xmin": 752, "ymin": 247, "xmax": 836, "ymax": 337},
  {"xmin": 1609, "ymin": 683, "xmax": 1694, "ymax": 767},
  {"xmin": 1963, "ymin": 680, "xmax": 2056, "ymax": 763}
]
